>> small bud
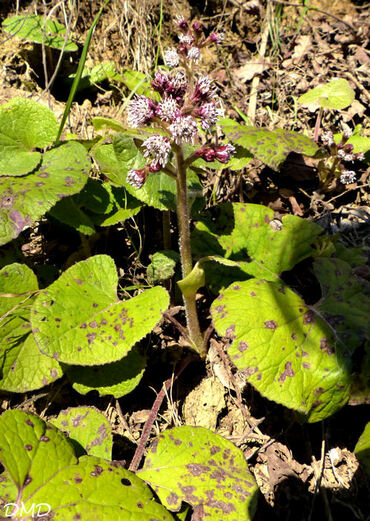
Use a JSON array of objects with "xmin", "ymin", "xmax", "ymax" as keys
[
  {"xmin": 342, "ymin": 129, "xmax": 352, "ymax": 141},
  {"xmin": 214, "ymin": 144, "xmax": 235, "ymax": 163},
  {"xmin": 176, "ymin": 17, "xmax": 189, "ymax": 31},
  {"xmin": 209, "ymin": 32, "xmax": 224, "ymax": 44},
  {"xmin": 344, "ymin": 143, "xmax": 354, "ymax": 153},
  {"xmin": 195, "ymin": 147, "xmax": 217, "ymax": 162},
  {"xmin": 127, "ymin": 168, "xmax": 148, "ymax": 189},
  {"xmin": 192, "ymin": 21, "xmax": 203, "ymax": 34}
]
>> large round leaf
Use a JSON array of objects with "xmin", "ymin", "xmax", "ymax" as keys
[
  {"xmin": 0, "ymin": 263, "xmax": 62, "ymax": 392},
  {"xmin": 0, "ymin": 141, "xmax": 90, "ymax": 245},
  {"xmin": 93, "ymin": 139, "xmax": 202, "ymax": 211},
  {"xmin": 0, "ymin": 410, "xmax": 174, "ymax": 521},
  {"xmin": 31, "ymin": 255, "xmax": 169, "ymax": 365},
  {"xmin": 211, "ymin": 279, "xmax": 352, "ymax": 422},
  {"xmin": 192, "ymin": 202, "xmax": 322, "ymax": 291},
  {"xmin": 221, "ymin": 122, "xmax": 318, "ymax": 171},
  {"xmin": 298, "ymin": 78, "xmax": 355, "ymax": 110},
  {"xmin": 0, "ymin": 97, "xmax": 58, "ymax": 176},
  {"xmin": 138, "ymin": 426, "xmax": 258, "ymax": 521}
]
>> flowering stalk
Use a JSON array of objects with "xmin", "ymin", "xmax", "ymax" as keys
[
  {"xmin": 125, "ymin": 18, "xmax": 234, "ymax": 357},
  {"xmin": 318, "ymin": 129, "xmax": 364, "ymax": 189}
]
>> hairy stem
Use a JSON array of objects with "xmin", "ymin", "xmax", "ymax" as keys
[{"xmin": 175, "ymin": 147, "xmax": 206, "ymax": 357}]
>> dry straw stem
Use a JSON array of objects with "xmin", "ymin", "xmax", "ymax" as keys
[{"xmin": 247, "ymin": 12, "xmax": 269, "ymax": 123}]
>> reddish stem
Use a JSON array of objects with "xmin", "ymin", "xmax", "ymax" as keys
[{"xmin": 129, "ymin": 354, "xmax": 194, "ymax": 472}]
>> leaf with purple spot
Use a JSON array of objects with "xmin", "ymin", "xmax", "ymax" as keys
[
  {"xmin": 0, "ymin": 141, "xmax": 90, "ymax": 246},
  {"xmin": 211, "ymin": 279, "xmax": 352, "ymax": 422},
  {"xmin": 0, "ymin": 410, "xmax": 174, "ymax": 520},
  {"xmin": 220, "ymin": 123, "xmax": 319, "ymax": 170},
  {"xmin": 138, "ymin": 425, "xmax": 258, "ymax": 521},
  {"xmin": 51, "ymin": 406, "xmax": 112, "ymax": 459},
  {"xmin": 31, "ymin": 255, "xmax": 169, "ymax": 366},
  {"xmin": 0, "ymin": 263, "xmax": 62, "ymax": 392}
]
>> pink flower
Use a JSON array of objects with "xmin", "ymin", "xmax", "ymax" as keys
[
  {"xmin": 127, "ymin": 96, "xmax": 156, "ymax": 128},
  {"xmin": 127, "ymin": 168, "xmax": 148, "ymax": 189},
  {"xmin": 169, "ymin": 115, "xmax": 198, "ymax": 144},
  {"xmin": 142, "ymin": 135, "xmax": 172, "ymax": 167},
  {"xmin": 209, "ymin": 32, "xmax": 224, "ymax": 44},
  {"xmin": 191, "ymin": 76, "xmax": 217, "ymax": 103},
  {"xmin": 164, "ymin": 48, "xmax": 180, "ymax": 67},
  {"xmin": 176, "ymin": 17, "xmax": 189, "ymax": 31},
  {"xmin": 192, "ymin": 21, "xmax": 203, "ymax": 34},
  {"xmin": 156, "ymin": 96, "xmax": 181, "ymax": 122},
  {"xmin": 195, "ymin": 147, "xmax": 217, "ymax": 162},
  {"xmin": 197, "ymin": 102, "xmax": 221, "ymax": 130}
]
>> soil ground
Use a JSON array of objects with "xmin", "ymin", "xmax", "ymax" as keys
[{"xmin": 0, "ymin": 1, "xmax": 369, "ymax": 520}]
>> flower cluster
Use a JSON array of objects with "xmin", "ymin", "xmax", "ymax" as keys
[
  {"xmin": 320, "ymin": 129, "xmax": 364, "ymax": 185},
  {"xmin": 125, "ymin": 18, "xmax": 234, "ymax": 188}
]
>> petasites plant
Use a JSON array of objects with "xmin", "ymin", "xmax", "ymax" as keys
[{"xmin": 0, "ymin": 409, "xmax": 257, "ymax": 520}]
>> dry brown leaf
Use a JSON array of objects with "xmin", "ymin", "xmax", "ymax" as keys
[
  {"xmin": 292, "ymin": 35, "xmax": 312, "ymax": 64},
  {"xmin": 234, "ymin": 60, "xmax": 270, "ymax": 82}
]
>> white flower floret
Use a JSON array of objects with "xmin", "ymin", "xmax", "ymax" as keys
[
  {"xmin": 321, "ymin": 131, "xmax": 334, "ymax": 146},
  {"xmin": 164, "ymin": 48, "xmax": 180, "ymax": 67},
  {"xmin": 127, "ymin": 168, "xmax": 147, "ymax": 189},
  {"xmin": 169, "ymin": 115, "xmax": 198, "ymax": 144},
  {"xmin": 340, "ymin": 170, "xmax": 356, "ymax": 184},
  {"xmin": 142, "ymin": 135, "xmax": 171, "ymax": 167},
  {"xmin": 198, "ymin": 102, "xmax": 221, "ymax": 130},
  {"xmin": 127, "ymin": 96, "xmax": 155, "ymax": 128},
  {"xmin": 187, "ymin": 47, "xmax": 201, "ymax": 63},
  {"xmin": 179, "ymin": 34, "xmax": 194, "ymax": 45},
  {"xmin": 156, "ymin": 96, "xmax": 180, "ymax": 122}
]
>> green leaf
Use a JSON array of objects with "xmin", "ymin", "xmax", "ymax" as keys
[
  {"xmin": 0, "ymin": 409, "xmax": 76, "ymax": 499},
  {"xmin": 64, "ymin": 346, "xmax": 146, "ymax": 398},
  {"xmin": 0, "ymin": 263, "xmax": 62, "ymax": 392},
  {"xmin": 2, "ymin": 14, "xmax": 78, "ymax": 51},
  {"xmin": 147, "ymin": 250, "xmax": 179, "ymax": 284},
  {"xmin": 120, "ymin": 69, "xmax": 159, "ymax": 99},
  {"xmin": 333, "ymin": 132, "xmax": 370, "ymax": 155},
  {"xmin": 31, "ymin": 255, "xmax": 169, "ymax": 365},
  {"xmin": 51, "ymin": 406, "xmax": 112, "ymax": 459},
  {"xmin": 49, "ymin": 196, "xmax": 96, "ymax": 235},
  {"xmin": 298, "ymin": 78, "xmax": 355, "ymax": 110},
  {"xmin": 138, "ymin": 425, "xmax": 258, "ymax": 521},
  {"xmin": 354, "ymin": 422, "xmax": 370, "ymax": 475},
  {"xmin": 221, "ymin": 123, "xmax": 318, "ymax": 170},
  {"xmin": 66, "ymin": 62, "xmax": 126, "ymax": 91},
  {"xmin": 94, "ymin": 139, "xmax": 203, "ymax": 212},
  {"xmin": 211, "ymin": 279, "xmax": 352, "ymax": 422},
  {"xmin": 0, "ymin": 410, "xmax": 174, "ymax": 521},
  {"xmin": 313, "ymin": 258, "xmax": 370, "ymax": 353},
  {"xmin": 92, "ymin": 116, "xmax": 126, "ymax": 133},
  {"xmin": 0, "ymin": 97, "xmax": 58, "ymax": 176},
  {"xmin": 0, "ymin": 141, "xmax": 90, "ymax": 246},
  {"xmin": 192, "ymin": 203, "xmax": 322, "ymax": 291}
]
